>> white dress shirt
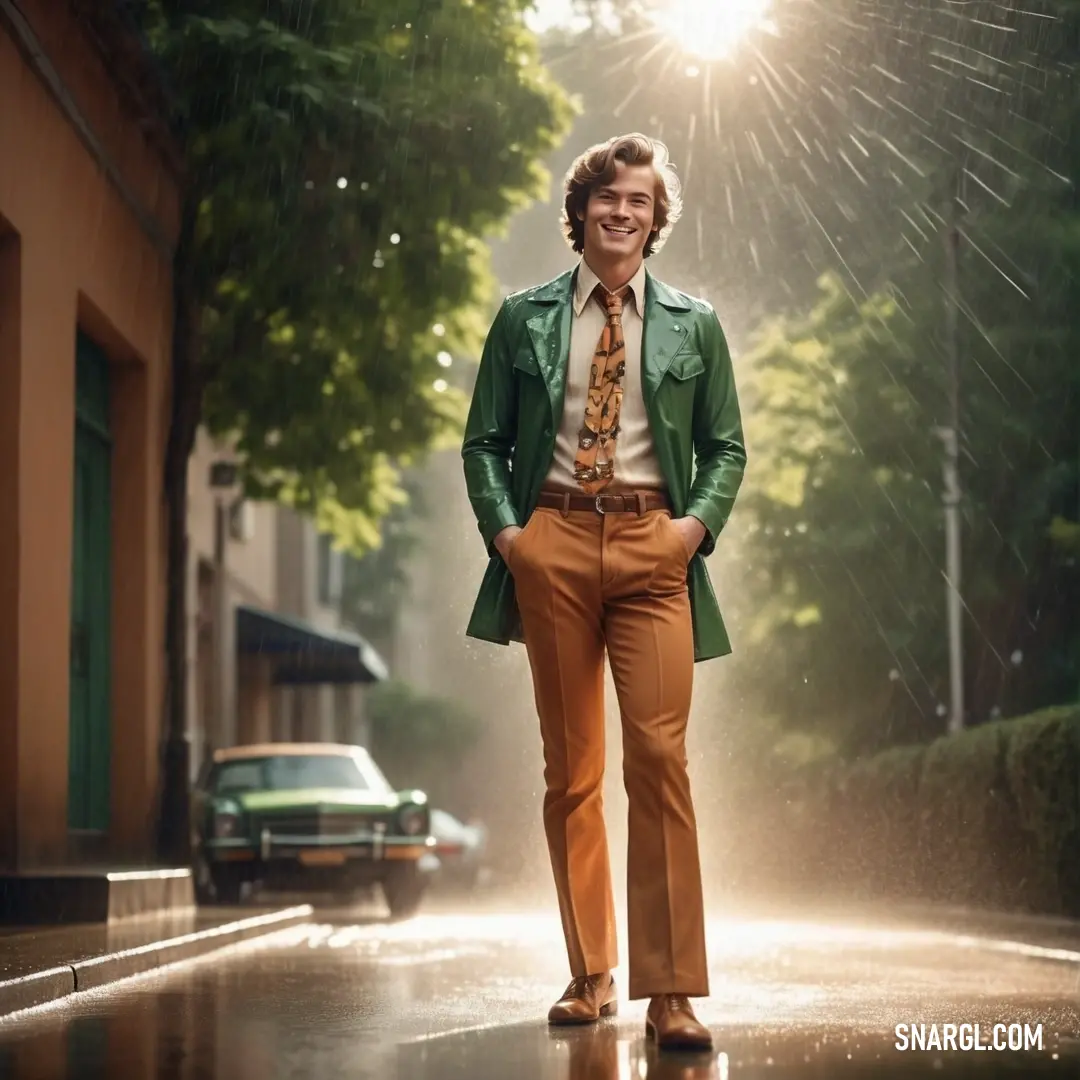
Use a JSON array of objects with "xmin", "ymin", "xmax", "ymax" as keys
[{"xmin": 543, "ymin": 258, "xmax": 665, "ymax": 493}]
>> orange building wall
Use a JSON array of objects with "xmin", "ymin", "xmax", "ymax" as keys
[
  {"xmin": 0, "ymin": 223, "xmax": 22, "ymax": 867},
  {"xmin": 0, "ymin": 2, "xmax": 181, "ymax": 868}
]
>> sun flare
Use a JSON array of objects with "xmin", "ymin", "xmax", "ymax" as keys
[{"xmin": 652, "ymin": 0, "xmax": 775, "ymax": 61}]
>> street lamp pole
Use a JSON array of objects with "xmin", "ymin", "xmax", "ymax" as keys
[{"xmin": 936, "ymin": 167, "xmax": 965, "ymax": 734}]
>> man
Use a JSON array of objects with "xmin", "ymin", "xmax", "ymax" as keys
[{"xmin": 461, "ymin": 133, "xmax": 746, "ymax": 1051}]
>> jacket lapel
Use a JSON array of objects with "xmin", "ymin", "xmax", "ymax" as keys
[
  {"xmin": 524, "ymin": 269, "xmax": 575, "ymax": 422},
  {"xmin": 642, "ymin": 271, "xmax": 693, "ymax": 409},
  {"xmin": 520, "ymin": 267, "xmax": 691, "ymax": 419}
]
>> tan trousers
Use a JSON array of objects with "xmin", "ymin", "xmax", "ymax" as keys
[{"xmin": 507, "ymin": 502, "xmax": 708, "ymax": 1000}]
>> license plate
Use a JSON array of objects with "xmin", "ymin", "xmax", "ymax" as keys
[{"xmin": 298, "ymin": 849, "xmax": 348, "ymax": 867}]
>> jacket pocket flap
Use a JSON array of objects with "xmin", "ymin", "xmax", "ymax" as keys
[
  {"xmin": 668, "ymin": 352, "xmax": 705, "ymax": 380},
  {"xmin": 513, "ymin": 349, "xmax": 541, "ymax": 375}
]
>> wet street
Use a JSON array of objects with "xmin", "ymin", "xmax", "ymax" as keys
[{"xmin": 1, "ymin": 900, "xmax": 1079, "ymax": 1079}]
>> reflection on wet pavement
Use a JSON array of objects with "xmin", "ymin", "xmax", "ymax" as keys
[
  {"xmin": 400, "ymin": 1021, "xmax": 1078, "ymax": 1079},
  {"xmin": 0, "ymin": 909, "xmax": 1078, "ymax": 1078}
]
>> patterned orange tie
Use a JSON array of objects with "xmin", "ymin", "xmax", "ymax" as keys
[{"xmin": 573, "ymin": 284, "xmax": 631, "ymax": 493}]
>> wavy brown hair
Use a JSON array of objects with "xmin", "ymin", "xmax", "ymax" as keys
[{"xmin": 560, "ymin": 133, "xmax": 682, "ymax": 258}]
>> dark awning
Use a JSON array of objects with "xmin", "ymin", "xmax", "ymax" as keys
[{"xmin": 236, "ymin": 605, "xmax": 388, "ymax": 685}]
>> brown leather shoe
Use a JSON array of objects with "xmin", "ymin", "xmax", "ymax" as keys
[
  {"xmin": 547, "ymin": 973, "xmax": 617, "ymax": 1025},
  {"xmin": 645, "ymin": 995, "xmax": 713, "ymax": 1051}
]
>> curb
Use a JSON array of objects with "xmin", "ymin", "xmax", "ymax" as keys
[{"xmin": 0, "ymin": 905, "xmax": 313, "ymax": 1018}]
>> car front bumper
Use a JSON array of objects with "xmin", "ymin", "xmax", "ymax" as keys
[{"xmin": 205, "ymin": 832, "xmax": 436, "ymax": 872}]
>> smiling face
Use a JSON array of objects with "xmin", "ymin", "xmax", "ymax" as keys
[{"xmin": 578, "ymin": 160, "xmax": 658, "ymax": 273}]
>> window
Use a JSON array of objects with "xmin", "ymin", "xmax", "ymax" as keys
[
  {"xmin": 213, "ymin": 761, "xmax": 264, "ymax": 795},
  {"xmin": 316, "ymin": 533, "xmax": 341, "ymax": 605},
  {"xmin": 210, "ymin": 753, "xmax": 379, "ymax": 793}
]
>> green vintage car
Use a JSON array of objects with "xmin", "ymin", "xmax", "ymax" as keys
[{"xmin": 191, "ymin": 742, "xmax": 435, "ymax": 917}]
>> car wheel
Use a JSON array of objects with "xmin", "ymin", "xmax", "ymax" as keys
[
  {"xmin": 193, "ymin": 853, "xmax": 216, "ymax": 906},
  {"xmin": 211, "ymin": 869, "xmax": 243, "ymax": 904},
  {"xmin": 382, "ymin": 863, "xmax": 426, "ymax": 920}
]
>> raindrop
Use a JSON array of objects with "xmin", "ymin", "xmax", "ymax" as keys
[
  {"xmin": 1010, "ymin": 650, "xmax": 1023, "ymax": 665},
  {"xmin": 304, "ymin": 180, "xmax": 314, "ymax": 190},
  {"xmin": 433, "ymin": 379, "xmax": 448, "ymax": 393},
  {"xmin": 437, "ymin": 351, "xmax": 453, "ymax": 368},
  {"xmin": 360, "ymin": 181, "xmax": 370, "ymax": 191},
  {"xmin": 336, "ymin": 177, "xmax": 348, "ymax": 189},
  {"xmin": 888, "ymin": 669, "xmax": 900, "ymax": 681},
  {"xmin": 686, "ymin": 65, "xmax": 700, "ymax": 78},
  {"xmin": 390, "ymin": 233, "xmax": 401, "ymax": 245},
  {"xmin": 936, "ymin": 704, "xmax": 947, "ymax": 717},
  {"xmin": 432, "ymin": 323, "xmax": 446, "ymax": 337}
]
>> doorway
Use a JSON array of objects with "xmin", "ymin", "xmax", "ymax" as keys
[{"xmin": 68, "ymin": 333, "xmax": 112, "ymax": 832}]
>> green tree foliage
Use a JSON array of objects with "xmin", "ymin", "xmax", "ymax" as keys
[
  {"xmin": 733, "ymin": 99, "xmax": 1080, "ymax": 754},
  {"xmin": 366, "ymin": 680, "xmax": 485, "ymax": 811},
  {"xmin": 140, "ymin": 0, "xmax": 573, "ymax": 856},
  {"xmin": 142, "ymin": 0, "xmax": 574, "ymax": 549},
  {"xmin": 729, "ymin": 275, "xmax": 946, "ymax": 753}
]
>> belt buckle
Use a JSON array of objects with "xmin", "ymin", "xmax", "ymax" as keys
[{"xmin": 595, "ymin": 495, "xmax": 606, "ymax": 516}]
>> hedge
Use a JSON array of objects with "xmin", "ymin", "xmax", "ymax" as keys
[{"xmin": 728, "ymin": 704, "xmax": 1080, "ymax": 917}]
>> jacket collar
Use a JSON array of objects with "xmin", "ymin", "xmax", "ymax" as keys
[
  {"xmin": 524, "ymin": 264, "xmax": 691, "ymax": 307},
  {"xmin": 523, "ymin": 265, "xmax": 693, "ymax": 416},
  {"xmin": 572, "ymin": 258, "xmax": 647, "ymax": 317}
]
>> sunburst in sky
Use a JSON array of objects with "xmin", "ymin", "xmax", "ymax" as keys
[
  {"xmin": 527, "ymin": 0, "xmax": 775, "ymax": 60},
  {"xmin": 531, "ymin": 0, "xmax": 1069, "ymax": 323},
  {"xmin": 648, "ymin": 0, "xmax": 777, "ymax": 60}
]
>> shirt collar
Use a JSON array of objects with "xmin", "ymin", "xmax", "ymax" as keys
[{"xmin": 573, "ymin": 258, "xmax": 647, "ymax": 317}]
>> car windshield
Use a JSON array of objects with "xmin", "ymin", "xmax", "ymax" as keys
[{"xmin": 212, "ymin": 754, "xmax": 390, "ymax": 795}]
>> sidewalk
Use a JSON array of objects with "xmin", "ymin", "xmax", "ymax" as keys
[
  {"xmin": 0, "ymin": 904, "xmax": 313, "ymax": 1018},
  {"xmin": 730, "ymin": 893, "xmax": 1080, "ymax": 957},
  {"xmin": 866, "ymin": 898, "xmax": 1080, "ymax": 955}
]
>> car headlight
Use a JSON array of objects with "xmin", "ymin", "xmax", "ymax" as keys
[
  {"xmin": 398, "ymin": 805, "xmax": 428, "ymax": 837},
  {"xmin": 213, "ymin": 811, "xmax": 241, "ymax": 838}
]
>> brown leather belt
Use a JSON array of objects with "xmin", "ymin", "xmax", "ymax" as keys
[{"xmin": 535, "ymin": 489, "xmax": 673, "ymax": 515}]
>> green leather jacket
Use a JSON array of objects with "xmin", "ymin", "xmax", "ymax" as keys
[{"xmin": 461, "ymin": 265, "xmax": 746, "ymax": 661}]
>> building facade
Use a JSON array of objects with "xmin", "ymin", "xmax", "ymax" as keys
[
  {"xmin": 273, "ymin": 506, "xmax": 378, "ymax": 747},
  {"xmin": 185, "ymin": 429, "xmax": 281, "ymax": 767},
  {"xmin": 0, "ymin": 2, "xmax": 181, "ymax": 868},
  {"xmin": 185, "ymin": 433, "xmax": 383, "ymax": 774}
]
